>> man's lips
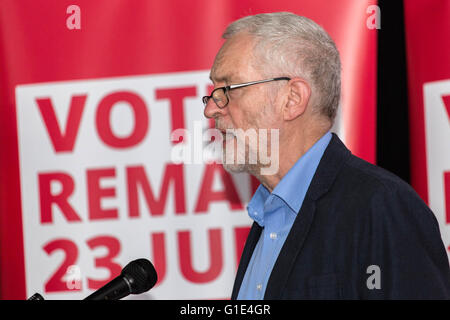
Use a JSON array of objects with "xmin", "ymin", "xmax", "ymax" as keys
[
  {"xmin": 217, "ymin": 128, "xmax": 236, "ymax": 137},
  {"xmin": 216, "ymin": 128, "xmax": 235, "ymax": 144},
  {"xmin": 216, "ymin": 127, "xmax": 234, "ymax": 134}
]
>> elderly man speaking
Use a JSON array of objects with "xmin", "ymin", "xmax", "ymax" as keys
[{"xmin": 202, "ymin": 12, "xmax": 450, "ymax": 299}]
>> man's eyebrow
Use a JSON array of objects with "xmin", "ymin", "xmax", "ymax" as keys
[
  {"xmin": 209, "ymin": 73, "xmax": 238, "ymax": 85},
  {"xmin": 209, "ymin": 74, "xmax": 228, "ymax": 84}
]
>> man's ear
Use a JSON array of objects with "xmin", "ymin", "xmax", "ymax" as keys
[{"xmin": 283, "ymin": 78, "xmax": 311, "ymax": 121}]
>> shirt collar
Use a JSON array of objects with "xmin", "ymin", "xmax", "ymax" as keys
[
  {"xmin": 247, "ymin": 131, "xmax": 332, "ymax": 226},
  {"xmin": 247, "ymin": 184, "xmax": 270, "ymax": 226}
]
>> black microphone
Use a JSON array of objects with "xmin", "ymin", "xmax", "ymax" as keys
[
  {"xmin": 84, "ymin": 258, "xmax": 157, "ymax": 300},
  {"xmin": 28, "ymin": 293, "xmax": 45, "ymax": 300}
]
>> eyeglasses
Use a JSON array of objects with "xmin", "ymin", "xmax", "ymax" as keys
[{"xmin": 202, "ymin": 77, "xmax": 291, "ymax": 108}]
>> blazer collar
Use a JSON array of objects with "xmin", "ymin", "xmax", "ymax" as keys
[{"xmin": 231, "ymin": 221, "xmax": 262, "ymax": 299}]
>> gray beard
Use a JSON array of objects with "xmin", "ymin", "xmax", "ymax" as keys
[{"xmin": 222, "ymin": 162, "xmax": 247, "ymax": 173}]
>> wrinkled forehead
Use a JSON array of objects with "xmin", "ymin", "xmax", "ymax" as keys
[{"xmin": 210, "ymin": 33, "xmax": 258, "ymax": 85}]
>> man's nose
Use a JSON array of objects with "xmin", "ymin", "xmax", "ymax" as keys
[{"xmin": 203, "ymin": 99, "xmax": 226, "ymax": 119}]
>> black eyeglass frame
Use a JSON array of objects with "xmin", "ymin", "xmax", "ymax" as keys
[{"xmin": 202, "ymin": 77, "xmax": 291, "ymax": 108}]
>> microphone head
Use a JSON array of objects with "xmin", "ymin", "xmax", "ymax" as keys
[
  {"xmin": 28, "ymin": 293, "xmax": 45, "ymax": 300},
  {"xmin": 121, "ymin": 258, "xmax": 158, "ymax": 294}
]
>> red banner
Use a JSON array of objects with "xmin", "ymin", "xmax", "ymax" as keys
[
  {"xmin": 0, "ymin": 0, "xmax": 377, "ymax": 299},
  {"xmin": 404, "ymin": 0, "xmax": 450, "ymax": 261}
]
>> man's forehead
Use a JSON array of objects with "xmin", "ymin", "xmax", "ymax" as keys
[
  {"xmin": 209, "ymin": 50, "xmax": 238, "ymax": 84},
  {"xmin": 209, "ymin": 33, "xmax": 255, "ymax": 84}
]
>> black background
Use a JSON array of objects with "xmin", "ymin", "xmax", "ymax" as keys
[{"xmin": 376, "ymin": 0, "xmax": 411, "ymax": 185}]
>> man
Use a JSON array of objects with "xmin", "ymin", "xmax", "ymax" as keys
[{"xmin": 203, "ymin": 12, "xmax": 450, "ymax": 299}]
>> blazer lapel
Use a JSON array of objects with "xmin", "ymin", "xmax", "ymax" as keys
[
  {"xmin": 264, "ymin": 133, "xmax": 351, "ymax": 299},
  {"xmin": 231, "ymin": 222, "xmax": 262, "ymax": 299},
  {"xmin": 264, "ymin": 196, "xmax": 316, "ymax": 299}
]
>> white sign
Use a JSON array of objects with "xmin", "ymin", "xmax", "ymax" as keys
[{"xmin": 15, "ymin": 71, "xmax": 253, "ymax": 300}]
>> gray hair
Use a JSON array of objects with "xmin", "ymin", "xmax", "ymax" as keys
[{"xmin": 222, "ymin": 12, "xmax": 341, "ymax": 122}]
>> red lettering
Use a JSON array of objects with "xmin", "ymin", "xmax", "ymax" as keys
[
  {"xmin": 43, "ymin": 235, "xmax": 122, "ymax": 293},
  {"xmin": 250, "ymin": 175, "xmax": 260, "ymax": 196},
  {"xmin": 178, "ymin": 229, "xmax": 223, "ymax": 283},
  {"xmin": 39, "ymin": 172, "xmax": 81, "ymax": 223},
  {"xmin": 96, "ymin": 91, "xmax": 149, "ymax": 148},
  {"xmin": 444, "ymin": 171, "xmax": 450, "ymax": 224},
  {"xmin": 86, "ymin": 236, "xmax": 122, "ymax": 289},
  {"xmin": 151, "ymin": 232, "xmax": 166, "ymax": 287},
  {"xmin": 155, "ymin": 87, "xmax": 197, "ymax": 140},
  {"xmin": 234, "ymin": 226, "xmax": 251, "ymax": 269},
  {"xmin": 442, "ymin": 94, "xmax": 450, "ymax": 121},
  {"xmin": 194, "ymin": 163, "xmax": 243, "ymax": 213},
  {"xmin": 127, "ymin": 164, "xmax": 186, "ymax": 217},
  {"xmin": 43, "ymin": 239, "xmax": 79, "ymax": 292},
  {"xmin": 87, "ymin": 168, "xmax": 118, "ymax": 220},
  {"xmin": 36, "ymin": 95, "xmax": 86, "ymax": 152}
]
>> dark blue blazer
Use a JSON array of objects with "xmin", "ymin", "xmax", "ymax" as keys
[{"xmin": 231, "ymin": 134, "xmax": 450, "ymax": 299}]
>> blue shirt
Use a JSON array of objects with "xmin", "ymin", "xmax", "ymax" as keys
[{"xmin": 237, "ymin": 131, "xmax": 332, "ymax": 300}]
